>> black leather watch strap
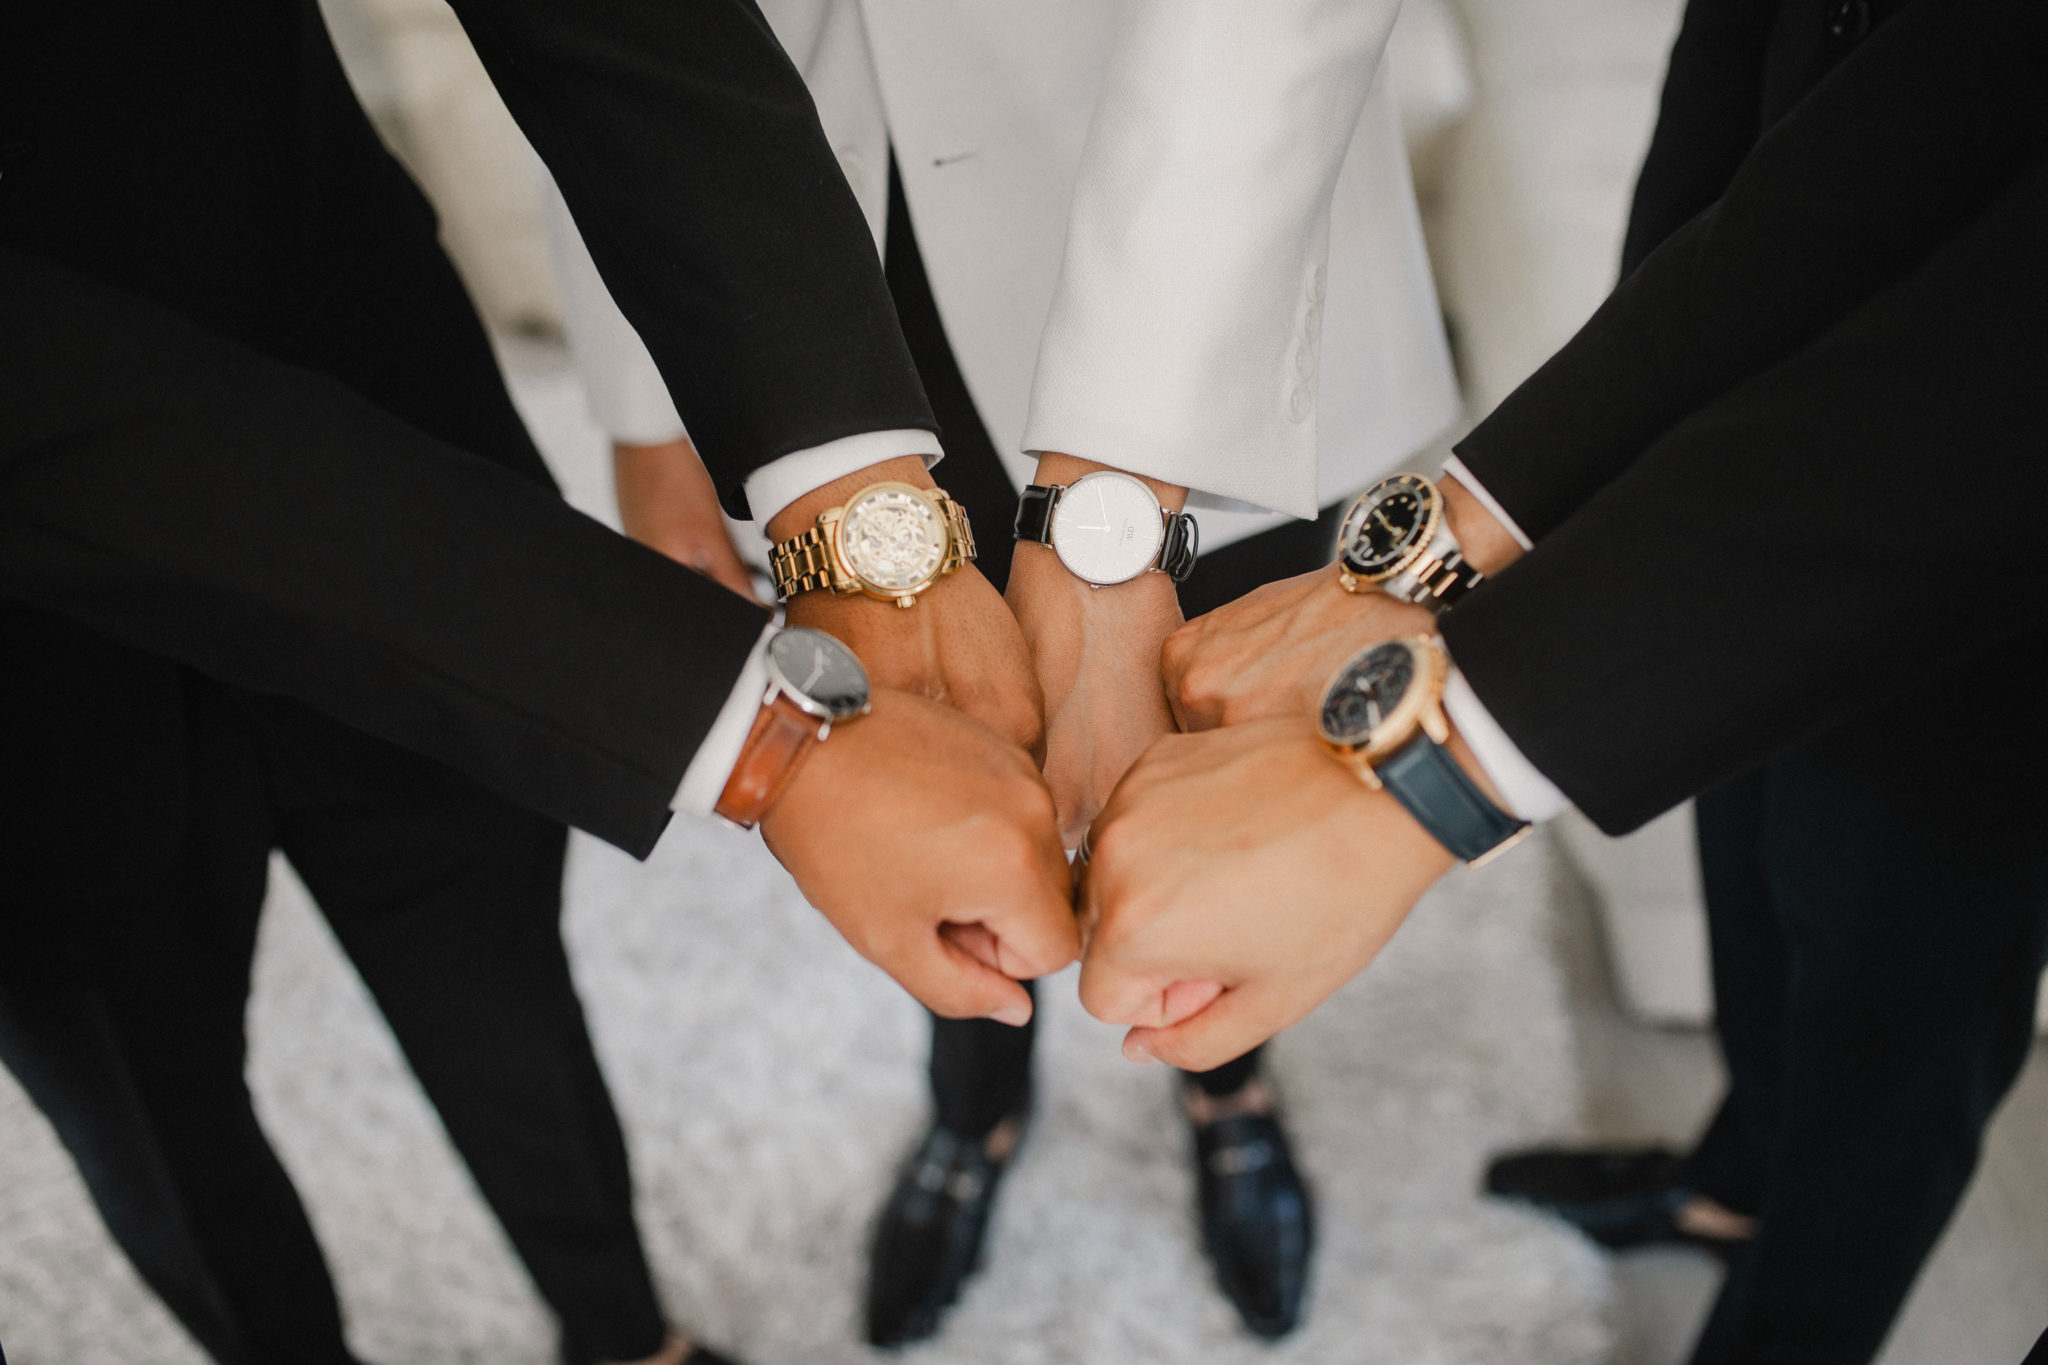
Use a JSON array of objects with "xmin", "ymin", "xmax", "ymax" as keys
[
  {"xmin": 1014, "ymin": 484, "xmax": 1057, "ymax": 544},
  {"xmin": 1374, "ymin": 734, "xmax": 1528, "ymax": 863},
  {"xmin": 1160, "ymin": 512, "xmax": 1199, "ymax": 582}
]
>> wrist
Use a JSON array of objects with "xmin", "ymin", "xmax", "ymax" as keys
[
  {"xmin": 1439, "ymin": 474, "xmax": 1524, "ymax": 578},
  {"xmin": 1033, "ymin": 451, "xmax": 1188, "ymax": 514},
  {"xmin": 766, "ymin": 455, "xmax": 935, "ymax": 544}
]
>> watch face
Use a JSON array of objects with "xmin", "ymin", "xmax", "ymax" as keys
[
  {"xmin": 1048, "ymin": 472, "xmax": 1166, "ymax": 585},
  {"xmin": 1319, "ymin": 640, "xmax": 1418, "ymax": 748},
  {"xmin": 836, "ymin": 485, "xmax": 950, "ymax": 594},
  {"xmin": 1338, "ymin": 475, "xmax": 1439, "ymax": 578},
  {"xmin": 768, "ymin": 628, "xmax": 870, "ymax": 720}
]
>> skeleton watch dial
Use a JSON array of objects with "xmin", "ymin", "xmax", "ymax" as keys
[{"xmin": 835, "ymin": 484, "xmax": 950, "ymax": 595}]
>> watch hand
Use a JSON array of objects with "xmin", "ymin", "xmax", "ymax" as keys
[
  {"xmin": 1067, "ymin": 486, "xmax": 1110, "ymax": 532},
  {"xmin": 802, "ymin": 649, "xmax": 827, "ymax": 694}
]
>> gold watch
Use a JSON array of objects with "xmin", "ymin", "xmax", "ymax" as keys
[{"xmin": 768, "ymin": 481, "xmax": 976, "ymax": 608}]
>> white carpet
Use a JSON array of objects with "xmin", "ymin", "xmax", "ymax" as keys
[{"xmin": 0, "ymin": 818, "xmax": 1612, "ymax": 1364}]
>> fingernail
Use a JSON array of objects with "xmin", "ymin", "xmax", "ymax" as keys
[
  {"xmin": 1122, "ymin": 1034, "xmax": 1161, "ymax": 1065},
  {"xmin": 990, "ymin": 1002, "xmax": 1032, "ymax": 1028}
]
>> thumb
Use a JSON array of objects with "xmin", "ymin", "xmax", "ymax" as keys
[
  {"xmin": 892, "ymin": 926, "xmax": 1037, "ymax": 1026},
  {"xmin": 1122, "ymin": 980, "xmax": 1294, "ymax": 1073}
]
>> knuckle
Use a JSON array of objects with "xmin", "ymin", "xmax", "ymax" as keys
[
  {"xmin": 1175, "ymin": 662, "xmax": 1221, "ymax": 714},
  {"xmin": 1076, "ymin": 965, "xmax": 1127, "ymax": 1023},
  {"xmin": 1160, "ymin": 623, "xmax": 1196, "ymax": 678}
]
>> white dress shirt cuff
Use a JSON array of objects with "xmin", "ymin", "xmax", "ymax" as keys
[
  {"xmin": 1442, "ymin": 665, "xmax": 1571, "ymax": 823},
  {"xmin": 743, "ymin": 429, "xmax": 944, "ymax": 538},
  {"xmin": 1441, "ymin": 454, "xmax": 1535, "ymax": 553},
  {"xmin": 672, "ymin": 624, "xmax": 777, "ymax": 816}
]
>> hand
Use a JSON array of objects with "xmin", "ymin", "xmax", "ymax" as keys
[
  {"xmin": 773, "ymin": 458, "xmax": 1043, "ymax": 757},
  {"xmin": 1006, "ymin": 452, "xmax": 1186, "ymax": 847},
  {"xmin": 1077, "ymin": 719, "xmax": 1458, "ymax": 1071},
  {"xmin": 612, "ymin": 437, "xmax": 760, "ymax": 601},
  {"xmin": 1163, "ymin": 568, "xmax": 1435, "ymax": 732},
  {"xmin": 761, "ymin": 689, "xmax": 1077, "ymax": 1025}
]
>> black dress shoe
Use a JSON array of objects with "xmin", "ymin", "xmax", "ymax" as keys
[
  {"xmin": 865, "ymin": 1122, "xmax": 1017, "ymax": 1348},
  {"xmin": 1192, "ymin": 1112, "xmax": 1314, "ymax": 1339},
  {"xmin": 1484, "ymin": 1144, "xmax": 1746, "ymax": 1258}
]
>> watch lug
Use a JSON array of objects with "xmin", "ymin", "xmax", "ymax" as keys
[
  {"xmin": 1344, "ymin": 751, "xmax": 1383, "ymax": 789},
  {"xmin": 1420, "ymin": 703, "xmax": 1451, "ymax": 747}
]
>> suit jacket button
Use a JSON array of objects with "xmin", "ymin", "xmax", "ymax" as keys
[{"xmin": 1825, "ymin": 0, "xmax": 1871, "ymax": 41}]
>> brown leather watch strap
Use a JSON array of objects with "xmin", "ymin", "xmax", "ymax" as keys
[{"xmin": 714, "ymin": 694, "xmax": 826, "ymax": 829}]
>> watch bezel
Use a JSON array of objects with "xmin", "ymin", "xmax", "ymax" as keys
[
  {"xmin": 830, "ymin": 481, "xmax": 954, "ymax": 603},
  {"xmin": 1317, "ymin": 635, "xmax": 1449, "ymax": 763},
  {"xmin": 1047, "ymin": 470, "xmax": 1167, "ymax": 586},
  {"xmin": 1336, "ymin": 473, "xmax": 1444, "ymax": 586},
  {"xmin": 764, "ymin": 627, "xmax": 872, "ymax": 724}
]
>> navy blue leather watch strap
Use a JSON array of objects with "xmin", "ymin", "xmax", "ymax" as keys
[{"xmin": 1374, "ymin": 734, "xmax": 1528, "ymax": 863}]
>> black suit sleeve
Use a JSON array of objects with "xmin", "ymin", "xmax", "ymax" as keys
[
  {"xmin": 1618, "ymin": 0, "xmax": 1776, "ymax": 273},
  {"xmin": 444, "ymin": 0, "xmax": 933, "ymax": 515},
  {"xmin": 1453, "ymin": 0, "xmax": 2048, "ymax": 540},
  {"xmin": 0, "ymin": 248, "xmax": 771, "ymax": 858},
  {"xmin": 1442, "ymin": 154, "xmax": 2048, "ymax": 834}
]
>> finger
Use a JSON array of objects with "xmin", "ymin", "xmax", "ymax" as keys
[
  {"xmin": 1160, "ymin": 977, "xmax": 1226, "ymax": 1026},
  {"xmin": 1122, "ymin": 980, "xmax": 1296, "ymax": 1073},
  {"xmin": 974, "ymin": 891, "xmax": 1082, "ymax": 980},
  {"xmin": 962, "ymin": 824, "xmax": 1082, "ymax": 979},
  {"xmin": 939, "ymin": 920, "xmax": 1002, "ymax": 973},
  {"xmin": 1161, "ymin": 633, "xmax": 1222, "ymax": 734},
  {"xmin": 1077, "ymin": 918, "xmax": 1188, "ymax": 1025},
  {"xmin": 890, "ymin": 927, "xmax": 1037, "ymax": 1026},
  {"xmin": 1158, "ymin": 618, "xmax": 1203, "ymax": 720}
]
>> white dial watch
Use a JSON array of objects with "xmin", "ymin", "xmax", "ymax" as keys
[{"xmin": 1013, "ymin": 471, "xmax": 1198, "ymax": 586}]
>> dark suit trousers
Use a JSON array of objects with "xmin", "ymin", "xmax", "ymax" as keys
[
  {"xmin": 0, "ymin": 611, "xmax": 665, "ymax": 1365},
  {"xmin": 882, "ymin": 160, "xmax": 1345, "ymax": 1135},
  {"xmin": 1683, "ymin": 742, "xmax": 2048, "ymax": 1365}
]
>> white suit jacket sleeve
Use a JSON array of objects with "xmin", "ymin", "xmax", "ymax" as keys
[
  {"xmin": 1022, "ymin": 0, "xmax": 1406, "ymax": 520},
  {"xmin": 539, "ymin": 169, "xmax": 690, "ymax": 448}
]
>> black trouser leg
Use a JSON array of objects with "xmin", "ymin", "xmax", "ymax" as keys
[
  {"xmin": 1683, "ymin": 769, "xmax": 1781, "ymax": 1215},
  {"xmin": 101, "ymin": 681, "xmax": 360, "ymax": 1365},
  {"xmin": 258, "ymin": 702, "xmax": 666, "ymax": 1365},
  {"xmin": 1, "ymin": 611, "xmax": 255, "ymax": 1365},
  {"xmin": 0, "ymin": 986, "xmax": 251, "ymax": 1365},
  {"xmin": 1, "ymin": 611, "xmax": 353, "ymax": 1365},
  {"xmin": 1687, "ymin": 750, "xmax": 2048, "ymax": 1365},
  {"xmin": 1184, "ymin": 1047, "xmax": 1267, "ymax": 1098},
  {"xmin": 929, "ymin": 983, "xmax": 1039, "ymax": 1139}
]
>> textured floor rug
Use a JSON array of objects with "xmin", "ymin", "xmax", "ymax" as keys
[{"xmin": 0, "ymin": 818, "xmax": 1610, "ymax": 1364}]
